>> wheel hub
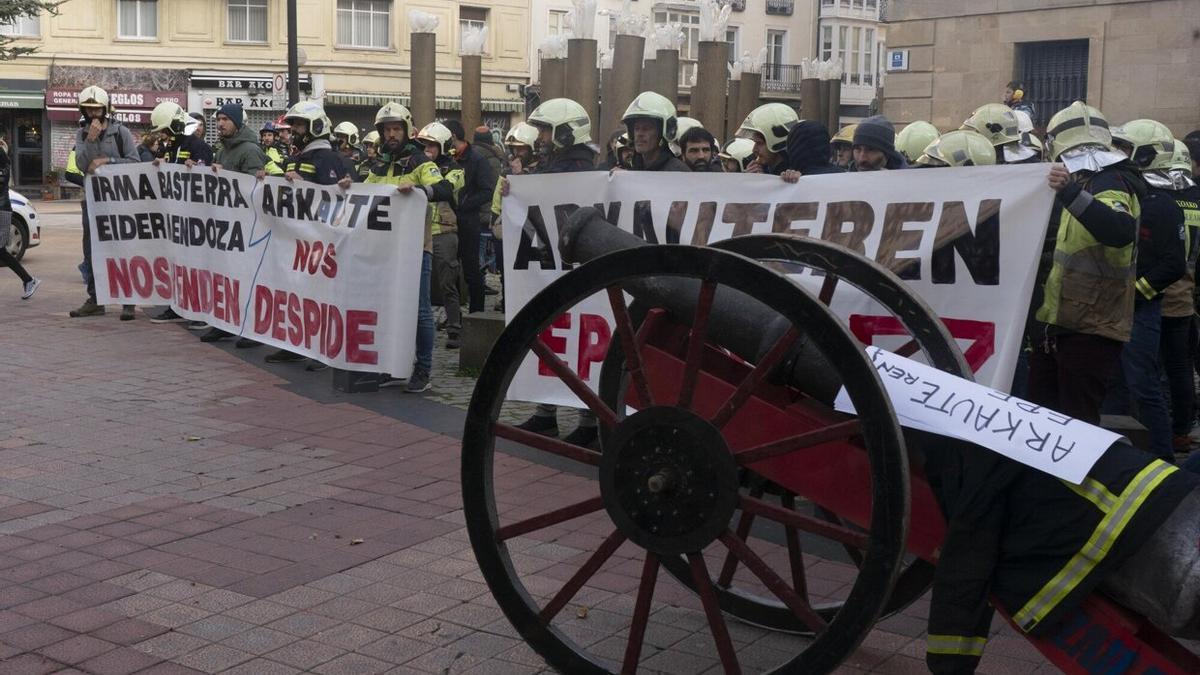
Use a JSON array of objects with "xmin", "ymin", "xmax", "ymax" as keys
[{"xmin": 600, "ymin": 406, "xmax": 740, "ymax": 556}]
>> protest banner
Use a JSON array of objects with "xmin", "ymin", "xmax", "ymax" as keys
[
  {"xmin": 87, "ymin": 163, "xmax": 427, "ymax": 377},
  {"xmin": 501, "ymin": 165, "xmax": 1056, "ymax": 408}
]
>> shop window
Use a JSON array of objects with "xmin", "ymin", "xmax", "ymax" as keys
[
  {"xmin": 227, "ymin": 0, "xmax": 267, "ymax": 43},
  {"xmin": 0, "ymin": 13, "xmax": 40, "ymax": 37},
  {"xmin": 117, "ymin": 0, "xmax": 157, "ymax": 40},
  {"xmin": 336, "ymin": 0, "xmax": 390, "ymax": 49}
]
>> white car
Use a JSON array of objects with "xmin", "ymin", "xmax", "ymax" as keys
[{"xmin": 5, "ymin": 190, "xmax": 40, "ymax": 260}]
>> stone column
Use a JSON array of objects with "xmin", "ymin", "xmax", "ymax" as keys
[
  {"xmin": 608, "ymin": 34, "xmax": 644, "ymax": 142},
  {"xmin": 566, "ymin": 38, "xmax": 599, "ymax": 135},
  {"xmin": 540, "ymin": 57, "xmax": 566, "ymax": 101},
  {"xmin": 655, "ymin": 49, "xmax": 679, "ymax": 104},
  {"xmin": 737, "ymin": 71, "xmax": 761, "ymax": 124},
  {"xmin": 691, "ymin": 41, "xmax": 728, "ymax": 133},
  {"xmin": 598, "ymin": 66, "xmax": 615, "ymax": 146},
  {"xmin": 800, "ymin": 77, "xmax": 821, "ymax": 123},
  {"xmin": 642, "ymin": 59, "xmax": 658, "ymax": 98},
  {"xmin": 461, "ymin": 54, "xmax": 482, "ymax": 133},
  {"xmin": 826, "ymin": 77, "xmax": 842, "ymax": 135},
  {"xmin": 411, "ymin": 32, "xmax": 436, "ymax": 127}
]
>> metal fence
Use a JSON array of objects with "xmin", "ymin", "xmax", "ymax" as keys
[{"xmin": 762, "ymin": 64, "xmax": 804, "ymax": 93}]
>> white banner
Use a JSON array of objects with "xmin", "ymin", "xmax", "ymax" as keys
[
  {"xmin": 87, "ymin": 164, "xmax": 427, "ymax": 377},
  {"xmin": 502, "ymin": 165, "xmax": 1056, "ymax": 407}
]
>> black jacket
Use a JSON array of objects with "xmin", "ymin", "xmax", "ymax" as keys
[
  {"xmin": 0, "ymin": 146, "xmax": 10, "ymax": 211},
  {"xmin": 632, "ymin": 147, "xmax": 690, "ymax": 172},
  {"xmin": 284, "ymin": 140, "xmax": 351, "ymax": 185},
  {"xmin": 165, "ymin": 134, "xmax": 214, "ymax": 166},
  {"xmin": 454, "ymin": 144, "xmax": 499, "ymax": 222},
  {"xmin": 1132, "ymin": 187, "xmax": 1186, "ymax": 300},
  {"xmin": 539, "ymin": 144, "xmax": 598, "ymax": 174},
  {"xmin": 785, "ymin": 121, "xmax": 844, "ymax": 175}
]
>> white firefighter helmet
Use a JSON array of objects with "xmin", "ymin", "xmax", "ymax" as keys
[
  {"xmin": 78, "ymin": 85, "xmax": 113, "ymax": 116},
  {"xmin": 622, "ymin": 91, "xmax": 679, "ymax": 145},
  {"xmin": 149, "ymin": 101, "xmax": 189, "ymax": 135},
  {"xmin": 1168, "ymin": 139, "xmax": 1193, "ymax": 176},
  {"xmin": 505, "ymin": 122, "xmax": 539, "ymax": 148},
  {"xmin": 1046, "ymin": 101, "xmax": 1112, "ymax": 161},
  {"xmin": 895, "ymin": 121, "xmax": 940, "ymax": 163},
  {"xmin": 333, "ymin": 121, "xmax": 360, "ymax": 146},
  {"xmin": 416, "ymin": 122, "xmax": 454, "ymax": 156},
  {"xmin": 737, "ymin": 103, "xmax": 799, "ymax": 154},
  {"xmin": 915, "ymin": 130, "xmax": 997, "ymax": 167},
  {"xmin": 1117, "ymin": 119, "xmax": 1176, "ymax": 171},
  {"xmin": 284, "ymin": 100, "xmax": 332, "ymax": 139},
  {"xmin": 362, "ymin": 130, "xmax": 380, "ymax": 147},
  {"xmin": 960, "ymin": 103, "xmax": 1021, "ymax": 148},
  {"xmin": 527, "ymin": 98, "xmax": 592, "ymax": 148},
  {"xmin": 718, "ymin": 138, "xmax": 756, "ymax": 172},
  {"xmin": 374, "ymin": 102, "xmax": 414, "ymax": 138}
]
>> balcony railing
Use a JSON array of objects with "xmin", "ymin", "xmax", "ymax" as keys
[
  {"xmin": 761, "ymin": 63, "xmax": 802, "ymax": 92},
  {"xmin": 766, "ymin": 0, "xmax": 794, "ymax": 15},
  {"xmin": 728, "ymin": 0, "xmax": 745, "ymax": 11}
]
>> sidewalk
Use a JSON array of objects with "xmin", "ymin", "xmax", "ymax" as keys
[{"xmin": 0, "ymin": 228, "xmax": 1057, "ymax": 674}]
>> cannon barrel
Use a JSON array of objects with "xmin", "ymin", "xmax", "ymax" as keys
[{"xmin": 559, "ymin": 207, "xmax": 844, "ymax": 403}]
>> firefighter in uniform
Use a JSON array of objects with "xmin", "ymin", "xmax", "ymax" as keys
[
  {"xmin": 331, "ymin": 121, "xmax": 361, "ymax": 182},
  {"xmin": 1025, "ymin": 101, "xmax": 1143, "ymax": 426},
  {"xmin": 365, "ymin": 102, "xmax": 454, "ymax": 393},
  {"xmin": 718, "ymin": 138, "xmax": 755, "ymax": 173},
  {"xmin": 486, "ymin": 122, "xmax": 541, "ymax": 314},
  {"xmin": 259, "ymin": 122, "xmax": 285, "ymax": 176},
  {"xmin": 149, "ymin": 101, "xmax": 213, "ymax": 167},
  {"xmin": 913, "ymin": 130, "xmax": 997, "ymax": 167},
  {"xmin": 356, "ymin": 130, "xmax": 381, "ymax": 181},
  {"xmin": 737, "ymin": 103, "xmax": 800, "ymax": 175},
  {"xmin": 416, "ymin": 122, "xmax": 466, "ymax": 351},
  {"xmin": 830, "ymin": 123, "xmax": 857, "ymax": 169},
  {"xmin": 961, "ymin": 103, "xmax": 1041, "ymax": 164},
  {"xmin": 620, "ymin": 91, "xmax": 689, "ymax": 172}
]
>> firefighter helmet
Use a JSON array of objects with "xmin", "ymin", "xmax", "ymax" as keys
[
  {"xmin": 504, "ymin": 122, "xmax": 539, "ymax": 148},
  {"xmin": 149, "ymin": 101, "xmax": 189, "ymax": 135},
  {"xmin": 961, "ymin": 103, "xmax": 1021, "ymax": 148},
  {"xmin": 416, "ymin": 122, "xmax": 454, "ymax": 156},
  {"xmin": 374, "ymin": 102, "xmax": 414, "ymax": 138},
  {"xmin": 78, "ymin": 85, "xmax": 113, "ymax": 117},
  {"xmin": 718, "ymin": 138, "xmax": 756, "ymax": 172},
  {"xmin": 896, "ymin": 121, "xmax": 939, "ymax": 163},
  {"xmin": 916, "ymin": 130, "xmax": 997, "ymax": 167},
  {"xmin": 736, "ymin": 103, "xmax": 799, "ymax": 153},
  {"xmin": 361, "ymin": 130, "xmax": 380, "ymax": 147},
  {"xmin": 284, "ymin": 100, "xmax": 332, "ymax": 139},
  {"xmin": 333, "ymin": 121, "xmax": 359, "ymax": 146},
  {"xmin": 1117, "ymin": 119, "xmax": 1176, "ymax": 170},
  {"xmin": 1168, "ymin": 139, "xmax": 1193, "ymax": 176},
  {"xmin": 527, "ymin": 98, "xmax": 592, "ymax": 148},
  {"xmin": 622, "ymin": 91, "xmax": 679, "ymax": 144},
  {"xmin": 831, "ymin": 123, "xmax": 858, "ymax": 147},
  {"xmin": 676, "ymin": 116, "xmax": 703, "ymax": 138},
  {"xmin": 1046, "ymin": 101, "xmax": 1112, "ymax": 161}
]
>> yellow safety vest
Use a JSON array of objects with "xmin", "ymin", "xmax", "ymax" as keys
[{"xmin": 1161, "ymin": 195, "xmax": 1200, "ymax": 318}]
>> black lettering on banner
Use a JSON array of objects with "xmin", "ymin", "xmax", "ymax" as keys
[
  {"xmin": 722, "ymin": 202, "xmax": 770, "ymax": 237},
  {"xmin": 631, "ymin": 201, "xmax": 659, "ymax": 244},
  {"xmin": 1046, "ymin": 410, "xmax": 1072, "ymax": 426},
  {"xmin": 876, "ymin": 202, "xmax": 934, "ymax": 280},
  {"xmin": 1015, "ymin": 400, "xmax": 1042, "ymax": 414},
  {"xmin": 931, "ymin": 199, "xmax": 1001, "ymax": 285},
  {"xmin": 344, "ymin": 193, "xmax": 370, "ymax": 227},
  {"xmin": 365, "ymin": 196, "xmax": 391, "ymax": 231},
  {"xmin": 296, "ymin": 187, "xmax": 317, "ymax": 220},
  {"xmin": 591, "ymin": 201, "xmax": 622, "ymax": 229},
  {"xmin": 664, "ymin": 201, "xmax": 690, "ymax": 244},
  {"xmin": 910, "ymin": 381, "xmax": 940, "ymax": 406},
  {"xmin": 822, "ymin": 201, "xmax": 874, "ymax": 255},
  {"xmin": 689, "ymin": 202, "xmax": 718, "ymax": 246},
  {"xmin": 513, "ymin": 205, "xmax": 556, "ymax": 270},
  {"xmin": 948, "ymin": 397, "xmax": 976, "ymax": 423},
  {"xmin": 973, "ymin": 405, "xmax": 999, "ymax": 432},
  {"xmin": 993, "ymin": 412, "xmax": 1021, "ymax": 441},
  {"xmin": 988, "ymin": 390, "xmax": 1012, "ymax": 402},
  {"xmin": 1051, "ymin": 436, "xmax": 1074, "ymax": 462},
  {"xmin": 275, "ymin": 185, "xmax": 295, "ymax": 219},
  {"xmin": 772, "ymin": 202, "xmax": 819, "ymax": 235},
  {"xmin": 91, "ymin": 175, "xmax": 115, "ymax": 202},
  {"xmin": 1024, "ymin": 423, "xmax": 1050, "ymax": 453}
]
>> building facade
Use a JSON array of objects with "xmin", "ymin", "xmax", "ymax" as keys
[
  {"xmin": 817, "ymin": 0, "xmax": 886, "ymax": 118},
  {"xmin": 880, "ymin": 0, "xmax": 1200, "ymax": 135},
  {"xmin": 0, "ymin": 0, "xmax": 530, "ymax": 190}
]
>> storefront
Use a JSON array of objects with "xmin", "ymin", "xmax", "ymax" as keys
[
  {"xmin": 0, "ymin": 79, "xmax": 48, "ymax": 191},
  {"xmin": 189, "ymin": 72, "xmax": 313, "ymax": 146}
]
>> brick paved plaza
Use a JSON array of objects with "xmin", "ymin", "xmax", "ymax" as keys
[{"xmin": 0, "ymin": 211, "xmax": 1062, "ymax": 674}]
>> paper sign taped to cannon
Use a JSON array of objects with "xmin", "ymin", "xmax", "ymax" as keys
[{"xmin": 501, "ymin": 165, "xmax": 1056, "ymax": 409}]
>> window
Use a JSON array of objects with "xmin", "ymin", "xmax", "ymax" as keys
[
  {"xmin": 766, "ymin": 29, "xmax": 786, "ymax": 81},
  {"xmin": 118, "ymin": 0, "xmax": 157, "ymax": 39},
  {"xmin": 337, "ymin": 0, "xmax": 390, "ymax": 48},
  {"xmin": 1018, "ymin": 39, "xmax": 1090, "ymax": 128},
  {"xmin": 0, "ymin": 13, "xmax": 40, "ymax": 37},
  {"xmin": 849, "ymin": 26, "xmax": 861, "ymax": 84},
  {"xmin": 820, "ymin": 25, "xmax": 832, "ymax": 61},
  {"xmin": 862, "ymin": 27, "xmax": 875, "ymax": 86},
  {"xmin": 227, "ymin": 0, "xmax": 267, "ymax": 43},
  {"xmin": 460, "ymin": 6, "xmax": 487, "ymax": 36},
  {"xmin": 548, "ymin": 9, "xmax": 567, "ymax": 36},
  {"xmin": 653, "ymin": 10, "xmax": 700, "ymax": 87},
  {"xmin": 821, "ymin": 22, "xmax": 879, "ymax": 87},
  {"xmin": 837, "ymin": 25, "xmax": 848, "ymax": 71},
  {"xmin": 726, "ymin": 26, "xmax": 739, "ymax": 64}
]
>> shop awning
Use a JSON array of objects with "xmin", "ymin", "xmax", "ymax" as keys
[
  {"xmin": 0, "ymin": 90, "xmax": 44, "ymax": 110},
  {"xmin": 324, "ymin": 92, "xmax": 524, "ymax": 113}
]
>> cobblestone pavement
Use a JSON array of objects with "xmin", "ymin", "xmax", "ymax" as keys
[{"xmin": 0, "ymin": 220, "xmax": 1074, "ymax": 673}]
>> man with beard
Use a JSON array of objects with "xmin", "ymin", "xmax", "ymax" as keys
[
  {"xmin": 366, "ymin": 102, "xmax": 455, "ymax": 393},
  {"xmin": 620, "ymin": 91, "xmax": 689, "ymax": 172},
  {"xmin": 677, "ymin": 125, "xmax": 720, "ymax": 172},
  {"xmin": 737, "ymin": 103, "xmax": 800, "ymax": 175},
  {"xmin": 851, "ymin": 115, "xmax": 907, "ymax": 172}
]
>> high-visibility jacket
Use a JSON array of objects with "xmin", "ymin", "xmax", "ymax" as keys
[
  {"xmin": 1035, "ymin": 167, "xmax": 1141, "ymax": 342},
  {"xmin": 1161, "ymin": 185, "xmax": 1200, "ymax": 318},
  {"xmin": 262, "ymin": 145, "xmax": 285, "ymax": 176},
  {"xmin": 430, "ymin": 165, "xmax": 464, "ymax": 237},
  {"xmin": 365, "ymin": 143, "xmax": 453, "ymax": 253},
  {"xmin": 921, "ymin": 429, "xmax": 1199, "ymax": 674}
]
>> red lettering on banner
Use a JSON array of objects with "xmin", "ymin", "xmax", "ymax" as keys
[
  {"xmin": 292, "ymin": 239, "xmax": 339, "ymax": 279},
  {"xmin": 345, "ymin": 311, "xmax": 379, "ymax": 364},
  {"xmin": 272, "ymin": 289, "xmax": 288, "ymax": 340},
  {"xmin": 302, "ymin": 298, "xmax": 322, "ymax": 349},
  {"xmin": 153, "ymin": 257, "xmax": 171, "ymax": 299},
  {"xmin": 848, "ymin": 314, "xmax": 996, "ymax": 372},
  {"xmin": 253, "ymin": 285, "xmax": 273, "ymax": 334},
  {"xmin": 198, "ymin": 270, "xmax": 213, "ymax": 313},
  {"xmin": 538, "ymin": 313, "xmax": 572, "ymax": 376},
  {"xmin": 325, "ymin": 307, "xmax": 344, "ymax": 358},
  {"xmin": 105, "ymin": 258, "xmax": 133, "ymax": 297},
  {"xmin": 577, "ymin": 314, "xmax": 611, "ymax": 380},
  {"xmin": 129, "ymin": 256, "xmax": 153, "ymax": 297},
  {"xmin": 287, "ymin": 293, "xmax": 303, "ymax": 346}
]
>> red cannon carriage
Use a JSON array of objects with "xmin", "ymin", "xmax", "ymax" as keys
[{"xmin": 461, "ymin": 210, "xmax": 1200, "ymax": 674}]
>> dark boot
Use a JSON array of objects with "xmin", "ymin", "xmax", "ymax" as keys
[{"xmin": 69, "ymin": 298, "xmax": 105, "ymax": 317}]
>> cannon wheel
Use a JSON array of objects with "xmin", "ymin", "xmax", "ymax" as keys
[
  {"xmin": 464, "ymin": 245, "xmax": 910, "ymax": 674},
  {"xmin": 597, "ymin": 234, "xmax": 970, "ymax": 633}
]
